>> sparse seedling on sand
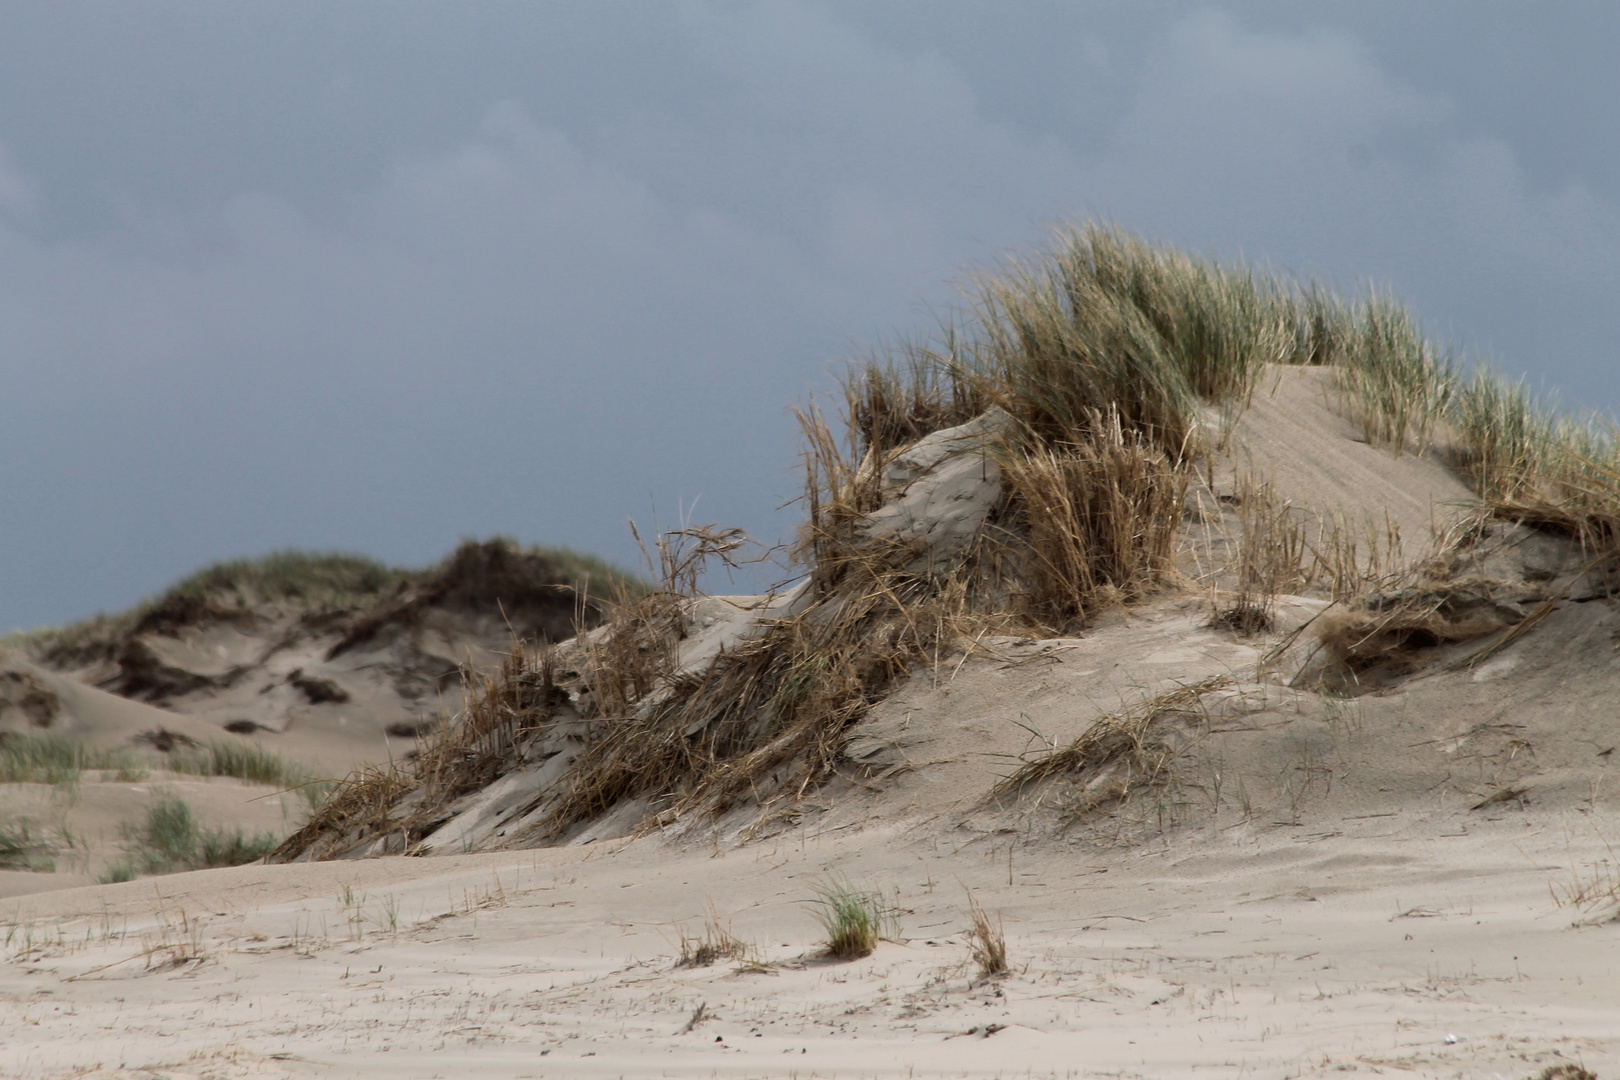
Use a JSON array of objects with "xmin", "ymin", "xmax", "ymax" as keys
[
  {"xmin": 1548, "ymin": 825, "xmax": 1620, "ymax": 921},
  {"xmin": 808, "ymin": 877, "xmax": 893, "ymax": 959},
  {"xmin": 963, "ymin": 889, "xmax": 1008, "ymax": 979}
]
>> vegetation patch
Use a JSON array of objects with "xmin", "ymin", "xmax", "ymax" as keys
[
  {"xmin": 675, "ymin": 902, "xmax": 753, "ymax": 968},
  {"xmin": 8, "ymin": 538, "xmax": 649, "ymax": 674},
  {"xmin": 0, "ymin": 816, "xmax": 59, "ymax": 872},
  {"xmin": 964, "ymin": 889, "xmax": 1009, "ymax": 979},
  {"xmin": 0, "ymin": 733, "xmax": 147, "ymax": 785},
  {"xmin": 807, "ymin": 877, "xmax": 893, "ymax": 960},
  {"xmin": 100, "ymin": 792, "xmax": 279, "ymax": 883}
]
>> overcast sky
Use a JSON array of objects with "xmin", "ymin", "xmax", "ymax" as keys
[{"xmin": 3, "ymin": 1, "xmax": 1617, "ymax": 631}]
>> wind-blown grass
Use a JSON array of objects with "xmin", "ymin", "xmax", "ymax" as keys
[
  {"xmin": 836, "ymin": 220, "xmax": 1618, "ymax": 549},
  {"xmin": 165, "ymin": 740, "xmax": 309, "ymax": 787},
  {"xmin": 0, "ymin": 817, "xmax": 58, "ymax": 871}
]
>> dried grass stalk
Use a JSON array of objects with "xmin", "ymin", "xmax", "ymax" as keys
[
  {"xmin": 1315, "ymin": 582, "xmax": 1522, "ymax": 678},
  {"xmin": 964, "ymin": 889, "xmax": 1009, "ymax": 978},
  {"xmin": 675, "ymin": 902, "xmax": 752, "ymax": 968},
  {"xmin": 993, "ymin": 675, "xmax": 1232, "ymax": 805},
  {"xmin": 1000, "ymin": 412, "xmax": 1186, "ymax": 630}
]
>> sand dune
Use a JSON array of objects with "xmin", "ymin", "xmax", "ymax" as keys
[{"xmin": 4, "ymin": 237, "xmax": 1617, "ymax": 1079}]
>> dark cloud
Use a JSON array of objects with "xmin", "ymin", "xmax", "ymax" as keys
[{"xmin": 1, "ymin": 2, "xmax": 1616, "ymax": 630}]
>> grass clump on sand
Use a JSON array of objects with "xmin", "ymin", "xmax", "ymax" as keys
[
  {"xmin": 160, "ymin": 739, "xmax": 331, "ymax": 817},
  {"xmin": 0, "ymin": 733, "xmax": 147, "ymax": 785},
  {"xmin": 165, "ymin": 739, "xmax": 309, "ymax": 788},
  {"xmin": 0, "ymin": 817, "xmax": 59, "ymax": 872},
  {"xmin": 808, "ymin": 877, "xmax": 893, "ymax": 960},
  {"xmin": 100, "ymin": 792, "xmax": 279, "ymax": 883},
  {"xmin": 964, "ymin": 889, "xmax": 1009, "ymax": 979},
  {"xmin": 675, "ymin": 903, "xmax": 753, "ymax": 968}
]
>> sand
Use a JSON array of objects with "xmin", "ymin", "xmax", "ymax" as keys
[
  {"xmin": 5, "ymin": 589, "xmax": 1619, "ymax": 1078},
  {"xmin": 2, "ymin": 798, "xmax": 1616, "ymax": 1079}
]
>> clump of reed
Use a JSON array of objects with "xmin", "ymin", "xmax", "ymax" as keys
[
  {"xmin": 963, "ymin": 889, "xmax": 1009, "ymax": 979},
  {"xmin": 998, "ymin": 413, "xmax": 1186, "ymax": 630}
]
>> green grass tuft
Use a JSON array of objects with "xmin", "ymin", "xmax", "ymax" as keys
[
  {"xmin": 99, "ymin": 792, "xmax": 280, "ymax": 882},
  {"xmin": 0, "ymin": 817, "xmax": 57, "ymax": 872},
  {"xmin": 165, "ymin": 739, "xmax": 306, "ymax": 787},
  {"xmin": 807, "ymin": 877, "xmax": 893, "ymax": 960}
]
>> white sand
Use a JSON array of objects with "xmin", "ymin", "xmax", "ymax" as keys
[{"xmin": 2, "ymin": 800, "xmax": 1615, "ymax": 1079}]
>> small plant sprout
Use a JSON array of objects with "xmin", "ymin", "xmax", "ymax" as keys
[{"xmin": 808, "ymin": 876, "xmax": 893, "ymax": 960}]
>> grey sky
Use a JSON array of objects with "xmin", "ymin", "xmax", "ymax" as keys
[{"xmin": 3, "ymin": 1, "xmax": 1616, "ymax": 631}]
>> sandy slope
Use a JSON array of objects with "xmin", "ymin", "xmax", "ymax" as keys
[{"xmin": 1216, "ymin": 365, "xmax": 1475, "ymax": 547}]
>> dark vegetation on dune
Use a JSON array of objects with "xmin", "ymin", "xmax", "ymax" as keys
[
  {"xmin": 172, "ymin": 223, "xmax": 1620, "ymax": 860},
  {"xmin": 8, "ymin": 539, "xmax": 650, "ymax": 699}
]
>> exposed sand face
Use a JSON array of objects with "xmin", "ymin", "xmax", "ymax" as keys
[{"xmin": 1214, "ymin": 365, "xmax": 1475, "ymax": 548}]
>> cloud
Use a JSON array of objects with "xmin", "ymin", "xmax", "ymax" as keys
[
  {"xmin": 0, "ymin": 139, "xmax": 33, "ymax": 218},
  {"xmin": 3, "ymin": 3, "xmax": 1618, "ymax": 631},
  {"xmin": 1067, "ymin": 10, "xmax": 1620, "ymax": 392}
]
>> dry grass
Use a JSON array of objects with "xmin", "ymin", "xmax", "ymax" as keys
[
  {"xmin": 1548, "ymin": 825, "xmax": 1620, "ymax": 917},
  {"xmin": 1531, "ymin": 1067, "xmax": 1598, "ymax": 1080},
  {"xmin": 1312, "ymin": 580, "xmax": 1522, "ymax": 689},
  {"xmin": 536, "ymin": 554, "xmax": 960, "ymax": 840},
  {"xmin": 999, "ymin": 412, "xmax": 1185, "ymax": 630},
  {"xmin": 993, "ymin": 675, "xmax": 1233, "ymax": 810},
  {"xmin": 963, "ymin": 889, "xmax": 1008, "ymax": 978},
  {"xmin": 675, "ymin": 902, "xmax": 752, "ymax": 968},
  {"xmin": 270, "ymin": 761, "xmax": 415, "ymax": 862},
  {"xmin": 1212, "ymin": 475, "xmax": 1306, "ymax": 633}
]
